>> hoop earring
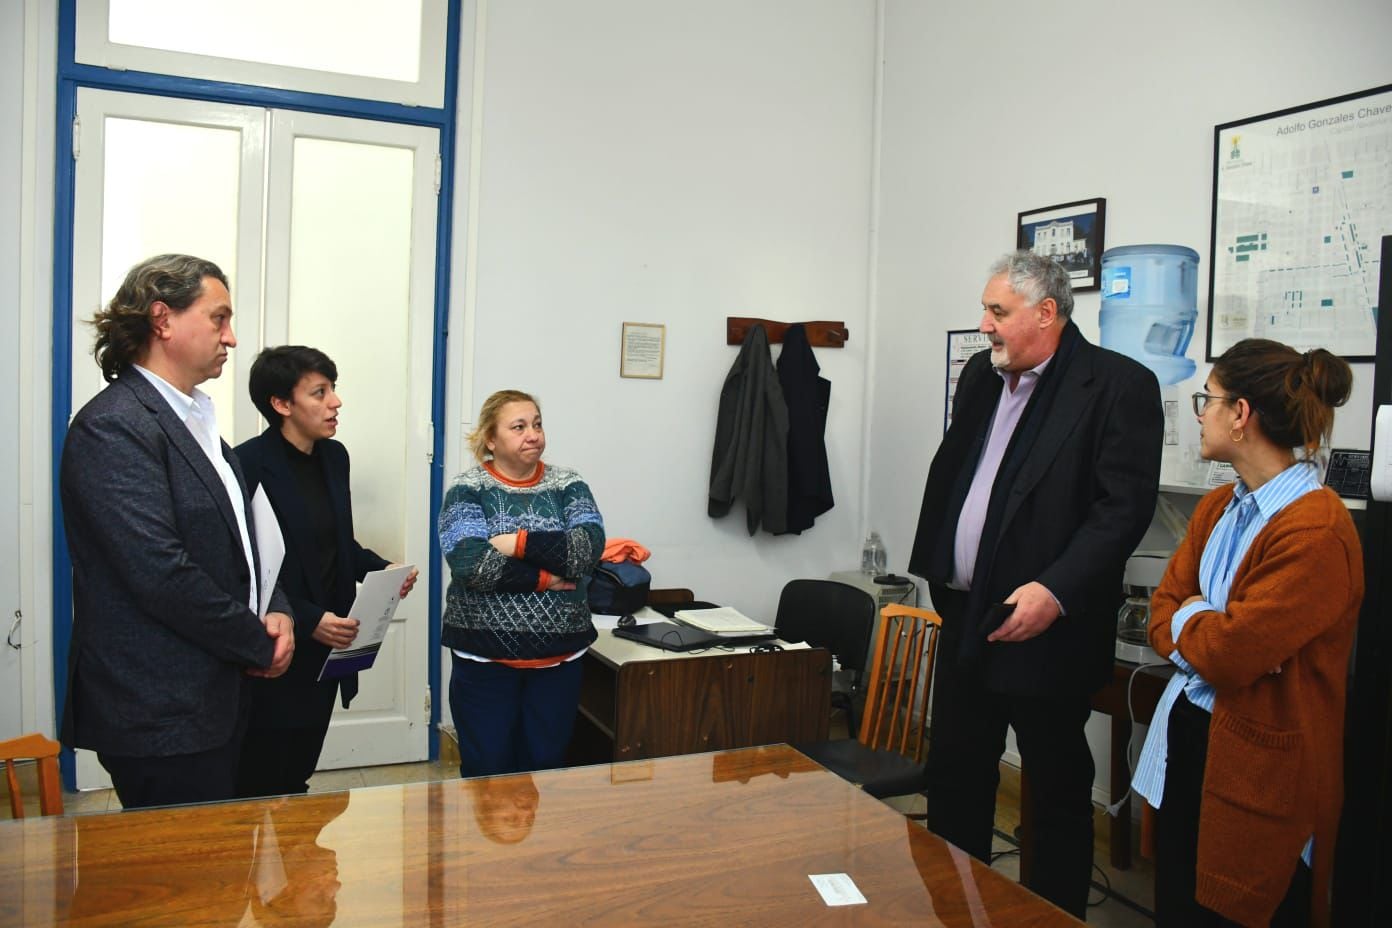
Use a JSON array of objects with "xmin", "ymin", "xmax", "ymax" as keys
[{"xmin": 1229, "ymin": 427, "xmax": 1244, "ymax": 443}]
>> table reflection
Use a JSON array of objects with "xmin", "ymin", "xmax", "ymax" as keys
[
  {"xmin": 244, "ymin": 792, "xmax": 349, "ymax": 926},
  {"xmin": 466, "ymin": 775, "xmax": 539, "ymax": 845},
  {"xmin": 0, "ymin": 746, "xmax": 1080, "ymax": 926}
]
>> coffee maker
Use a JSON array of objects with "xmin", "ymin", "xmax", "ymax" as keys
[{"xmin": 1116, "ymin": 553, "xmax": 1168, "ymax": 663}]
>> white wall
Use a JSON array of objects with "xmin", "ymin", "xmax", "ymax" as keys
[
  {"xmin": 1, "ymin": 0, "xmax": 25, "ymax": 741},
  {"xmin": 453, "ymin": 0, "xmax": 879, "ymax": 623},
  {"xmin": 3, "ymin": 0, "xmax": 57, "ymax": 741},
  {"xmin": 870, "ymin": 0, "xmax": 1392, "ymax": 794}
]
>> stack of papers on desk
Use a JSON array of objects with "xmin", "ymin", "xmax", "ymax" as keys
[{"xmin": 672, "ymin": 606, "xmax": 771, "ymax": 636}]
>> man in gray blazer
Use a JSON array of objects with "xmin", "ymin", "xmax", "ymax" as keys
[{"xmin": 59, "ymin": 254, "xmax": 295, "ymax": 809}]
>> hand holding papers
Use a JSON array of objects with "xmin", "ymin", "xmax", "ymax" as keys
[{"xmin": 318, "ymin": 564, "xmax": 414, "ymax": 682}]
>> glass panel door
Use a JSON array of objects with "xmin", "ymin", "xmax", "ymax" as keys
[
  {"xmin": 264, "ymin": 110, "xmax": 438, "ymax": 768},
  {"xmin": 69, "ymin": 88, "xmax": 268, "ymax": 787},
  {"xmin": 75, "ymin": 0, "xmax": 448, "ymax": 107},
  {"xmin": 68, "ymin": 91, "xmax": 438, "ymax": 784}
]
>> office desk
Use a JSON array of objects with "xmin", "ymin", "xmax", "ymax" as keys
[
  {"xmin": 0, "ymin": 745, "xmax": 1080, "ymax": 926},
  {"xmin": 576, "ymin": 628, "xmax": 832, "ymax": 761}
]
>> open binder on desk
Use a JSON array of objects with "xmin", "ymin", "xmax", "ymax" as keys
[{"xmin": 672, "ymin": 606, "xmax": 772, "ymax": 636}]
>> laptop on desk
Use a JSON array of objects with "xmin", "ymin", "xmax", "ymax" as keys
[{"xmin": 611, "ymin": 621, "xmax": 776, "ymax": 652}]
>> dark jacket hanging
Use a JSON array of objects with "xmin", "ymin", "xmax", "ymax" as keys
[
  {"xmin": 708, "ymin": 323, "xmax": 789, "ymax": 534},
  {"xmin": 776, "ymin": 323, "xmax": 833, "ymax": 534}
]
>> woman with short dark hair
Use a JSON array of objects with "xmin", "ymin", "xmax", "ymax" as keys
[{"xmin": 1135, "ymin": 338, "xmax": 1361, "ymax": 927}]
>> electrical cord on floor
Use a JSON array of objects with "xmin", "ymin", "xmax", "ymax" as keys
[
  {"xmin": 987, "ymin": 826, "xmax": 1155, "ymax": 917},
  {"xmin": 1105, "ymin": 660, "xmax": 1172, "ymax": 818}
]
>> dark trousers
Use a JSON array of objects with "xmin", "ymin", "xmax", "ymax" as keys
[
  {"xmin": 234, "ymin": 723, "xmax": 331, "ymax": 798},
  {"xmin": 98, "ymin": 734, "xmax": 244, "ymax": 810},
  {"xmin": 448, "ymin": 653, "xmax": 584, "ymax": 778},
  {"xmin": 1154, "ymin": 691, "xmax": 1311, "ymax": 927},
  {"xmin": 925, "ymin": 586, "xmax": 1096, "ymax": 919}
]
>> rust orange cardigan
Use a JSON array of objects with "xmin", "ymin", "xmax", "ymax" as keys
[{"xmin": 1149, "ymin": 484, "xmax": 1361, "ymax": 928}]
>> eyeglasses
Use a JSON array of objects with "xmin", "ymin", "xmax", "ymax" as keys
[{"xmin": 1191, "ymin": 392, "xmax": 1235, "ymax": 416}]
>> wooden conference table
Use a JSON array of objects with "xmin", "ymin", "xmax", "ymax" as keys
[
  {"xmin": 0, "ymin": 744, "xmax": 1081, "ymax": 926},
  {"xmin": 573, "ymin": 611, "xmax": 832, "ymax": 763}
]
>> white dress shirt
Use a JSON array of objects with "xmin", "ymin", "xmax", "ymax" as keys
[{"xmin": 133, "ymin": 365, "xmax": 258, "ymax": 614}]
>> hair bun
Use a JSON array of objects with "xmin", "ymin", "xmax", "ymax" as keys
[{"xmin": 1304, "ymin": 347, "xmax": 1352, "ymax": 408}]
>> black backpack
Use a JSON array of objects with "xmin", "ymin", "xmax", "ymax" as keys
[{"xmin": 586, "ymin": 560, "xmax": 651, "ymax": 615}]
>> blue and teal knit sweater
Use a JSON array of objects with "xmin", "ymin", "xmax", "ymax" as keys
[{"xmin": 438, "ymin": 462, "xmax": 605, "ymax": 660}]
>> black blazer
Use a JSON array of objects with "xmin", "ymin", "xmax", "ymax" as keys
[
  {"xmin": 235, "ymin": 428, "xmax": 389, "ymax": 727},
  {"xmin": 777, "ymin": 323, "xmax": 834, "ymax": 534},
  {"xmin": 908, "ymin": 323, "xmax": 1163, "ymax": 696},
  {"xmin": 59, "ymin": 370, "xmax": 291, "ymax": 757}
]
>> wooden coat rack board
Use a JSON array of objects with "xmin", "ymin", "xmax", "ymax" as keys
[{"xmin": 725, "ymin": 317, "xmax": 848, "ymax": 348}]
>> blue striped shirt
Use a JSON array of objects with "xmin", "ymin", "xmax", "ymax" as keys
[{"xmin": 1133, "ymin": 461, "xmax": 1321, "ymax": 865}]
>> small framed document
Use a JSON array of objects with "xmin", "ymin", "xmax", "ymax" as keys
[{"xmin": 620, "ymin": 322, "xmax": 665, "ymax": 379}]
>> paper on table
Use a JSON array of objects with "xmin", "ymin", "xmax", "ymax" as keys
[
  {"xmin": 591, "ymin": 606, "xmax": 667, "ymax": 631},
  {"xmin": 250, "ymin": 486, "xmax": 285, "ymax": 621},
  {"xmin": 808, "ymin": 873, "xmax": 867, "ymax": 906},
  {"xmin": 318, "ymin": 564, "xmax": 414, "ymax": 682}
]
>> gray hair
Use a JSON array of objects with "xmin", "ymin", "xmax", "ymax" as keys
[{"xmin": 987, "ymin": 250, "xmax": 1073, "ymax": 320}]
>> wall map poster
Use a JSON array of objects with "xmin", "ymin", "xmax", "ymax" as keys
[{"xmin": 1208, "ymin": 84, "xmax": 1392, "ymax": 361}]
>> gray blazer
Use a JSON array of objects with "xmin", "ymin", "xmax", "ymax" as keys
[
  {"xmin": 707, "ymin": 323, "xmax": 789, "ymax": 535},
  {"xmin": 59, "ymin": 368, "xmax": 292, "ymax": 758}
]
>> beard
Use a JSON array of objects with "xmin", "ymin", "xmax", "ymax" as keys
[{"xmin": 989, "ymin": 342, "xmax": 1010, "ymax": 369}]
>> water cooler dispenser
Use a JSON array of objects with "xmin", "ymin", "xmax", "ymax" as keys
[{"xmin": 1099, "ymin": 244, "xmax": 1199, "ymax": 386}]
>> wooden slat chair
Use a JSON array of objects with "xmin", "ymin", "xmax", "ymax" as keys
[
  {"xmin": 1, "ymin": 732, "xmax": 64, "ymax": 818},
  {"xmin": 794, "ymin": 604, "xmax": 943, "ymax": 809}
]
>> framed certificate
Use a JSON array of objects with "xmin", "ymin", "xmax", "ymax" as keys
[{"xmin": 620, "ymin": 322, "xmax": 665, "ymax": 379}]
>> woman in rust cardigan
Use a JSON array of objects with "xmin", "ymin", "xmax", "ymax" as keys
[{"xmin": 1134, "ymin": 338, "xmax": 1361, "ymax": 928}]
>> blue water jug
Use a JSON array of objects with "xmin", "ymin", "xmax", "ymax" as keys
[{"xmin": 1099, "ymin": 244, "xmax": 1199, "ymax": 385}]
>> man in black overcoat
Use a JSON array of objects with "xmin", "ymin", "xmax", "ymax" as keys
[{"xmin": 909, "ymin": 250, "xmax": 1163, "ymax": 917}]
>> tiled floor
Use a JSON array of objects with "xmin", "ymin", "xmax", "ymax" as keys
[{"xmin": 6, "ymin": 745, "xmax": 1155, "ymax": 925}]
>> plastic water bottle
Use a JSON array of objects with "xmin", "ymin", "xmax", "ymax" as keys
[
  {"xmin": 1099, "ymin": 244, "xmax": 1199, "ymax": 386},
  {"xmin": 861, "ymin": 532, "xmax": 887, "ymax": 575}
]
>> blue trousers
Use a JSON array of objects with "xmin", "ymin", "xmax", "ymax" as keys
[{"xmin": 448, "ymin": 653, "xmax": 584, "ymax": 778}]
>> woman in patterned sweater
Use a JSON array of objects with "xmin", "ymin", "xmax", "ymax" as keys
[{"xmin": 438, "ymin": 389, "xmax": 605, "ymax": 777}]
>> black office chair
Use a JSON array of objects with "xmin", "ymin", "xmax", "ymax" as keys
[
  {"xmin": 794, "ymin": 604, "xmax": 942, "ymax": 814},
  {"xmin": 774, "ymin": 579, "xmax": 877, "ymax": 736}
]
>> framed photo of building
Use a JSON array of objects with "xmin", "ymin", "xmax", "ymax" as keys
[
  {"xmin": 1206, "ymin": 83, "xmax": 1392, "ymax": 361},
  {"xmin": 1016, "ymin": 197, "xmax": 1107, "ymax": 292}
]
